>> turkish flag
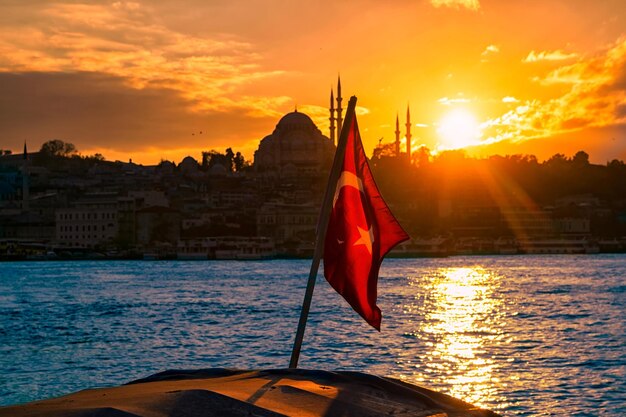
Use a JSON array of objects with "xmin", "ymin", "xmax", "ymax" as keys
[{"xmin": 323, "ymin": 114, "xmax": 409, "ymax": 330}]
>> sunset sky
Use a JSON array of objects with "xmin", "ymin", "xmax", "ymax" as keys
[{"xmin": 1, "ymin": 0, "xmax": 626, "ymax": 164}]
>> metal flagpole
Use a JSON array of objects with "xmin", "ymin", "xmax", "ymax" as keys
[{"xmin": 289, "ymin": 96, "xmax": 358, "ymax": 368}]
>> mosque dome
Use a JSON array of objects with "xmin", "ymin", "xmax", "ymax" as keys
[
  {"xmin": 179, "ymin": 156, "xmax": 199, "ymax": 174},
  {"xmin": 208, "ymin": 162, "xmax": 228, "ymax": 177},
  {"xmin": 276, "ymin": 111, "xmax": 316, "ymax": 131},
  {"xmin": 253, "ymin": 110, "xmax": 335, "ymax": 177},
  {"xmin": 180, "ymin": 156, "xmax": 198, "ymax": 167}
]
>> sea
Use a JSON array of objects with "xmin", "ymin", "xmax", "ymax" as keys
[{"xmin": 0, "ymin": 256, "xmax": 624, "ymax": 416}]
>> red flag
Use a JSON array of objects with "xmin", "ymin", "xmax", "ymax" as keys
[{"xmin": 323, "ymin": 114, "xmax": 409, "ymax": 330}]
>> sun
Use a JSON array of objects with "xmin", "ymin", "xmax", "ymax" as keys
[{"xmin": 437, "ymin": 109, "xmax": 481, "ymax": 149}]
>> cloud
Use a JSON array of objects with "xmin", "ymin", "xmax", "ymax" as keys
[
  {"xmin": 112, "ymin": 1, "xmax": 141, "ymax": 11},
  {"xmin": 0, "ymin": 2, "xmax": 286, "ymax": 118},
  {"xmin": 0, "ymin": 72, "xmax": 276, "ymax": 163},
  {"xmin": 438, "ymin": 97, "xmax": 471, "ymax": 105},
  {"xmin": 523, "ymin": 50, "xmax": 578, "ymax": 63},
  {"xmin": 473, "ymin": 124, "xmax": 626, "ymax": 164},
  {"xmin": 430, "ymin": 0, "xmax": 480, "ymax": 11},
  {"xmin": 482, "ymin": 44, "xmax": 499, "ymax": 56},
  {"xmin": 480, "ymin": 38, "xmax": 626, "ymax": 147},
  {"xmin": 616, "ymin": 103, "xmax": 626, "ymax": 119},
  {"xmin": 480, "ymin": 44, "xmax": 499, "ymax": 62},
  {"xmin": 502, "ymin": 96, "xmax": 519, "ymax": 103}
]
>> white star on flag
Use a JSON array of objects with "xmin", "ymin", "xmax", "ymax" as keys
[{"xmin": 354, "ymin": 225, "xmax": 374, "ymax": 254}]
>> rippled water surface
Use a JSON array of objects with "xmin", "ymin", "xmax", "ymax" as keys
[{"xmin": 1, "ymin": 256, "xmax": 624, "ymax": 415}]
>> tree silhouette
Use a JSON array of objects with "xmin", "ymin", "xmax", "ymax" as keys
[
  {"xmin": 40, "ymin": 139, "xmax": 77, "ymax": 157},
  {"xmin": 201, "ymin": 148, "xmax": 249, "ymax": 172}
]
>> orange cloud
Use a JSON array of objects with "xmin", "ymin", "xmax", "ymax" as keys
[
  {"xmin": 523, "ymin": 50, "xmax": 578, "ymax": 63},
  {"xmin": 481, "ymin": 44, "xmax": 499, "ymax": 57},
  {"xmin": 0, "ymin": 71, "xmax": 280, "ymax": 164},
  {"xmin": 430, "ymin": 0, "xmax": 480, "ymax": 11},
  {"xmin": 438, "ymin": 97, "xmax": 472, "ymax": 106},
  {"xmin": 2, "ymin": 0, "xmax": 624, "ymax": 165},
  {"xmin": 0, "ymin": 2, "xmax": 288, "ymax": 119},
  {"xmin": 477, "ymin": 38, "xmax": 626, "ymax": 148}
]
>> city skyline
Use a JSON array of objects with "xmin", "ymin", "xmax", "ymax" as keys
[{"xmin": 1, "ymin": 0, "xmax": 626, "ymax": 164}]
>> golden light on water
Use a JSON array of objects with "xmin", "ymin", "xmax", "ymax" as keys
[{"xmin": 406, "ymin": 267, "xmax": 506, "ymax": 409}]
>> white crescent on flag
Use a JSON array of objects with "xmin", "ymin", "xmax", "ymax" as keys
[{"xmin": 333, "ymin": 171, "xmax": 365, "ymax": 208}]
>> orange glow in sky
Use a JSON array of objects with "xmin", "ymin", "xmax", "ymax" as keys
[
  {"xmin": 437, "ymin": 109, "xmax": 481, "ymax": 150},
  {"xmin": 1, "ymin": 1, "xmax": 626, "ymax": 164}
]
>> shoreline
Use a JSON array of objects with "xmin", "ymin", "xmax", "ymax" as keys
[{"xmin": 2, "ymin": 250, "xmax": 626, "ymax": 262}]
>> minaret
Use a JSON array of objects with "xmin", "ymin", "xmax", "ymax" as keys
[
  {"xmin": 405, "ymin": 105, "xmax": 412, "ymax": 163},
  {"xmin": 329, "ymin": 88, "xmax": 336, "ymax": 145},
  {"xmin": 336, "ymin": 75, "xmax": 343, "ymax": 137},
  {"xmin": 22, "ymin": 141, "xmax": 29, "ymax": 212},
  {"xmin": 395, "ymin": 113, "xmax": 401, "ymax": 157}
]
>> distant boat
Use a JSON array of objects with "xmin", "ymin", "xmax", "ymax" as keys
[
  {"xmin": 453, "ymin": 238, "xmax": 496, "ymax": 255},
  {"xmin": 389, "ymin": 237, "xmax": 450, "ymax": 258},
  {"xmin": 177, "ymin": 236, "xmax": 275, "ymax": 260},
  {"xmin": 214, "ymin": 237, "xmax": 275, "ymax": 260},
  {"xmin": 495, "ymin": 238, "xmax": 518, "ymax": 255},
  {"xmin": 517, "ymin": 238, "xmax": 600, "ymax": 254}
]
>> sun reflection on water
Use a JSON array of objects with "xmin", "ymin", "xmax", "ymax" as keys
[{"xmin": 403, "ymin": 266, "xmax": 506, "ymax": 408}]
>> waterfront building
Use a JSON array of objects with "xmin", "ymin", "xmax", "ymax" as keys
[
  {"xmin": 257, "ymin": 202, "xmax": 318, "ymax": 255},
  {"xmin": 554, "ymin": 217, "xmax": 591, "ymax": 236},
  {"xmin": 0, "ymin": 211, "xmax": 55, "ymax": 242},
  {"xmin": 206, "ymin": 188, "xmax": 258, "ymax": 209},
  {"xmin": 136, "ymin": 206, "xmax": 181, "ymax": 247},
  {"xmin": 128, "ymin": 190, "xmax": 169, "ymax": 208},
  {"xmin": 0, "ymin": 171, "xmax": 21, "ymax": 214},
  {"xmin": 21, "ymin": 142, "xmax": 29, "ymax": 212},
  {"xmin": 55, "ymin": 197, "xmax": 120, "ymax": 248}
]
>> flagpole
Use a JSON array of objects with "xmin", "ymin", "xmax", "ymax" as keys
[{"xmin": 289, "ymin": 96, "xmax": 358, "ymax": 368}]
